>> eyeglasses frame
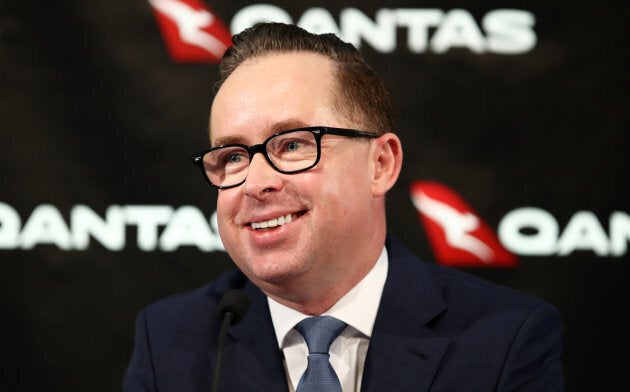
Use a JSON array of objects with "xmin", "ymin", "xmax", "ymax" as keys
[{"xmin": 191, "ymin": 126, "xmax": 379, "ymax": 189}]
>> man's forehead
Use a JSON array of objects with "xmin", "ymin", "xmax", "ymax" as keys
[
  {"xmin": 225, "ymin": 52, "xmax": 333, "ymax": 87},
  {"xmin": 209, "ymin": 53, "xmax": 340, "ymax": 145},
  {"xmin": 213, "ymin": 54, "xmax": 333, "ymax": 103}
]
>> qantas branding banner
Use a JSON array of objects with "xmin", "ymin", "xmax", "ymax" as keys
[
  {"xmin": 149, "ymin": 0, "xmax": 538, "ymax": 62},
  {"xmin": 410, "ymin": 182, "xmax": 629, "ymax": 267},
  {"xmin": 2, "ymin": 194, "xmax": 626, "ymax": 265},
  {"xmin": 0, "ymin": 1, "xmax": 627, "ymax": 391}
]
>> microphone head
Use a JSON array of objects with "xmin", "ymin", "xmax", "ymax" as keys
[{"xmin": 217, "ymin": 289, "xmax": 250, "ymax": 324}]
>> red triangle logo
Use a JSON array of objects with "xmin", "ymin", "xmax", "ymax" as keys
[
  {"xmin": 410, "ymin": 181, "xmax": 518, "ymax": 268},
  {"xmin": 148, "ymin": 0, "xmax": 232, "ymax": 63}
]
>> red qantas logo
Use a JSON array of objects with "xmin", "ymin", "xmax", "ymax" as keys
[
  {"xmin": 148, "ymin": 0, "xmax": 232, "ymax": 63},
  {"xmin": 410, "ymin": 181, "xmax": 518, "ymax": 268}
]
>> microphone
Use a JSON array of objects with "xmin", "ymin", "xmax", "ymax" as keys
[{"xmin": 211, "ymin": 289, "xmax": 249, "ymax": 392}]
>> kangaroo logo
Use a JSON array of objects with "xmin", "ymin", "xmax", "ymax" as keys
[
  {"xmin": 148, "ymin": 0, "xmax": 232, "ymax": 63},
  {"xmin": 410, "ymin": 181, "xmax": 518, "ymax": 268}
]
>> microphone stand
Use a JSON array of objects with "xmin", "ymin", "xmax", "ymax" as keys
[
  {"xmin": 211, "ymin": 289, "xmax": 249, "ymax": 392},
  {"xmin": 211, "ymin": 311, "xmax": 234, "ymax": 392}
]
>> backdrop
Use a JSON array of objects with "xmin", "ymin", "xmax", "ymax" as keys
[{"xmin": 1, "ymin": 1, "xmax": 627, "ymax": 390}]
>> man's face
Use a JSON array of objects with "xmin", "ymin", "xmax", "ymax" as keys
[{"xmin": 209, "ymin": 52, "xmax": 380, "ymax": 299}]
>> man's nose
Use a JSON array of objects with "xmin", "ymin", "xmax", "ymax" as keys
[{"xmin": 242, "ymin": 152, "xmax": 283, "ymax": 197}]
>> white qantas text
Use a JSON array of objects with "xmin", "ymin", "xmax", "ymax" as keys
[
  {"xmin": 231, "ymin": 5, "xmax": 536, "ymax": 54},
  {"xmin": 0, "ymin": 202, "xmax": 224, "ymax": 252},
  {"xmin": 1, "ymin": 203, "xmax": 627, "ymax": 257},
  {"xmin": 499, "ymin": 208, "xmax": 629, "ymax": 257}
]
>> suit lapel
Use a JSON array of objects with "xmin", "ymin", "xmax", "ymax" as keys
[
  {"xmin": 362, "ymin": 236, "xmax": 451, "ymax": 392},
  {"xmin": 363, "ymin": 330, "xmax": 451, "ymax": 392},
  {"xmin": 208, "ymin": 282, "xmax": 288, "ymax": 392}
]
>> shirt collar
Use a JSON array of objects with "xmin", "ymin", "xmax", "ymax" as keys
[{"xmin": 268, "ymin": 246, "xmax": 389, "ymax": 349}]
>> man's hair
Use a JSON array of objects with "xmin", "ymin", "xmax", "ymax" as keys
[{"xmin": 215, "ymin": 22, "xmax": 395, "ymax": 134}]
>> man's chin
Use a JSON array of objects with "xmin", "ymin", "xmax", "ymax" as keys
[{"xmin": 246, "ymin": 263, "xmax": 308, "ymax": 290}]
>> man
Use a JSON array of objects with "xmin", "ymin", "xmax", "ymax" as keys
[{"xmin": 123, "ymin": 22, "xmax": 564, "ymax": 391}]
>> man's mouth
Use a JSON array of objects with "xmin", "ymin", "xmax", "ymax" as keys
[{"xmin": 250, "ymin": 212, "xmax": 302, "ymax": 230}]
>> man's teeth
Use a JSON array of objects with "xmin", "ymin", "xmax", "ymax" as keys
[{"xmin": 251, "ymin": 213, "xmax": 294, "ymax": 230}]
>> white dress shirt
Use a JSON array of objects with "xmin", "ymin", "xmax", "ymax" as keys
[{"xmin": 268, "ymin": 247, "xmax": 388, "ymax": 392}]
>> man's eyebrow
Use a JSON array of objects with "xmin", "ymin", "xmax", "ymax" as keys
[
  {"xmin": 212, "ymin": 119, "xmax": 310, "ymax": 146},
  {"xmin": 212, "ymin": 135, "xmax": 243, "ymax": 147},
  {"xmin": 269, "ymin": 119, "xmax": 309, "ymax": 133}
]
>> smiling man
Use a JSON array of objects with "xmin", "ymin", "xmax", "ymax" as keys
[
  {"xmin": 124, "ymin": 23, "xmax": 564, "ymax": 392},
  {"xmin": 210, "ymin": 50, "xmax": 399, "ymax": 317}
]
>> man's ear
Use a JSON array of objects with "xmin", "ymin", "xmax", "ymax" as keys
[{"xmin": 371, "ymin": 133, "xmax": 403, "ymax": 197}]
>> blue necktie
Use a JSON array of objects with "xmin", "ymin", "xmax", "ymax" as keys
[{"xmin": 295, "ymin": 316, "xmax": 347, "ymax": 392}]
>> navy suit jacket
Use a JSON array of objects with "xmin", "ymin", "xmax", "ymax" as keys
[{"xmin": 123, "ymin": 235, "xmax": 564, "ymax": 391}]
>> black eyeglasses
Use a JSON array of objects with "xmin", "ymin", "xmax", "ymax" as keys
[{"xmin": 192, "ymin": 126, "xmax": 378, "ymax": 189}]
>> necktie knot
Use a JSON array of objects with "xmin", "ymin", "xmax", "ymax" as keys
[
  {"xmin": 295, "ymin": 315, "xmax": 347, "ymax": 354},
  {"xmin": 294, "ymin": 316, "xmax": 347, "ymax": 392}
]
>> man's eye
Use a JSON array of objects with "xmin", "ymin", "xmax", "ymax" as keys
[
  {"xmin": 227, "ymin": 154, "xmax": 243, "ymax": 164},
  {"xmin": 285, "ymin": 141, "xmax": 300, "ymax": 152},
  {"xmin": 221, "ymin": 150, "xmax": 248, "ymax": 166}
]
